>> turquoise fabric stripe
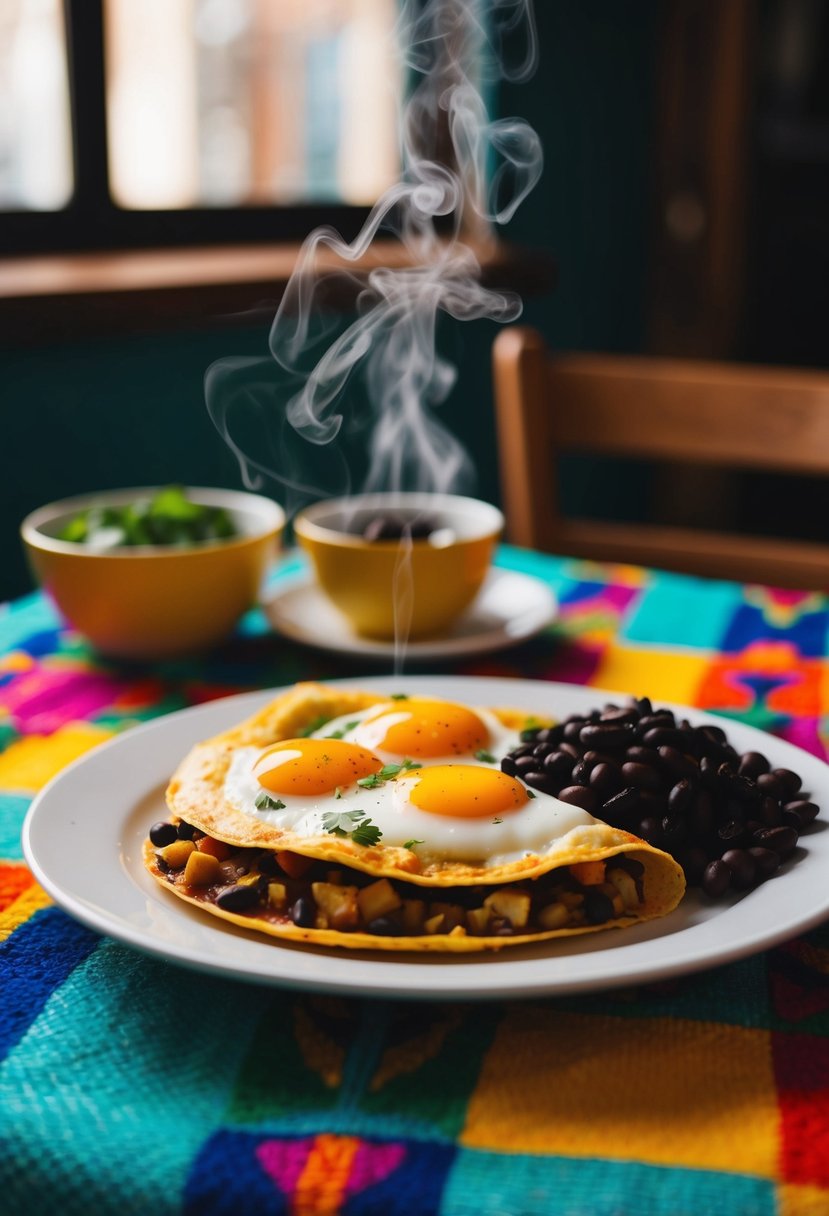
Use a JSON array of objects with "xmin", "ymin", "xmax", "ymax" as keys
[
  {"xmin": 441, "ymin": 1148, "xmax": 776, "ymax": 1216},
  {"xmin": 620, "ymin": 571, "xmax": 741, "ymax": 649},
  {"xmin": 0, "ymin": 593, "xmax": 61, "ymax": 652},
  {"xmin": 0, "ymin": 793, "xmax": 30, "ymax": 860},
  {"xmin": 0, "ymin": 939, "xmax": 273, "ymax": 1216}
]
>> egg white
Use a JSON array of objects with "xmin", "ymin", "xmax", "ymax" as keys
[
  {"xmin": 312, "ymin": 702, "xmax": 520, "ymax": 766},
  {"xmin": 221, "ymin": 697, "xmax": 595, "ymax": 865}
]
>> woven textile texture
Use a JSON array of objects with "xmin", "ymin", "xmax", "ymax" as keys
[{"xmin": 2, "ymin": 547, "xmax": 829, "ymax": 1216}]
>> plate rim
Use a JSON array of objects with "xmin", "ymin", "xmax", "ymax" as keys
[
  {"xmin": 22, "ymin": 674, "xmax": 829, "ymax": 1000},
  {"xmin": 262, "ymin": 567, "xmax": 557, "ymax": 660}
]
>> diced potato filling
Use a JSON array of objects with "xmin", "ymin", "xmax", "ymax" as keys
[{"xmin": 152, "ymin": 827, "xmax": 646, "ymax": 939}]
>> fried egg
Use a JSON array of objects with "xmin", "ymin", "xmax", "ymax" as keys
[{"xmin": 222, "ymin": 697, "xmax": 594, "ymax": 865}]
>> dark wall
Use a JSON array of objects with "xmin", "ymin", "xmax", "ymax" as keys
[{"xmin": 2, "ymin": 0, "xmax": 658, "ymax": 602}]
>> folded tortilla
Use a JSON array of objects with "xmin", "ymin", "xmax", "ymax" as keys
[{"xmin": 144, "ymin": 682, "xmax": 686, "ymax": 951}]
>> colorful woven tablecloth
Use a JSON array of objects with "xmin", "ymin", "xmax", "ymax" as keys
[{"xmin": 2, "ymin": 545, "xmax": 829, "ymax": 1216}]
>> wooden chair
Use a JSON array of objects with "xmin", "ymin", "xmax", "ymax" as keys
[{"xmin": 492, "ymin": 326, "xmax": 829, "ymax": 589}]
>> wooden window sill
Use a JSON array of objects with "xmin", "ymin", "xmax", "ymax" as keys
[{"xmin": 0, "ymin": 239, "xmax": 555, "ymax": 345}]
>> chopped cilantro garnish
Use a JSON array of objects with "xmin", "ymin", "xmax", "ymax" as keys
[
  {"xmin": 492, "ymin": 817, "xmax": 502, "ymax": 824},
  {"xmin": 403, "ymin": 838, "xmax": 424, "ymax": 850},
  {"xmin": 475, "ymin": 749, "xmax": 497, "ymax": 764},
  {"xmin": 334, "ymin": 787, "xmax": 343, "ymax": 799},
  {"xmin": 322, "ymin": 809, "xmax": 383, "ymax": 847},
  {"xmin": 350, "ymin": 819, "xmax": 382, "ymax": 847},
  {"xmin": 325, "ymin": 720, "xmax": 360, "ymax": 739},
  {"xmin": 299, "ymin": 715, "xmax": 332, "ymax": 737},
  {"xmin": 255, "ymin": 792, "xmax": 286, "ymax": 811},
  {"xmin": 391, "ymin": 692, "xmax": 409, "ymax": 700},
  {"xmin": 526, "ymin": 788, "xmax": 536, "ymax": 799},
  {"xmin": 357, "ymin": 758, "xmax": 420, "ymax": 788}
]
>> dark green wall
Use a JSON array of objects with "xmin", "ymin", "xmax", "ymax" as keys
[{"xmin": 2, "ymin": 0, "xmax": 657, "ymax": 602}]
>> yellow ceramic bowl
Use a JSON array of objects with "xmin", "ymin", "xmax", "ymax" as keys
[
  {"xmin": 294, "ymin": 492, "xmax": 503, "ymax": 640},
  {"xmin": 21, "ymin": 487, "xmax": 285, "ymax": 659}
]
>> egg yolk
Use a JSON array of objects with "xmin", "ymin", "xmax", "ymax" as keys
[
  {"xmin": 407, "ymin": 765, "xmax": 529, "ymax": 818},
  {"xmin": 253, "ymin": 739, "xmax": 383, "ymax": 796},
  {"xmin": 359, "ymin": 698, "xmax": 489, "ymax": 758}
]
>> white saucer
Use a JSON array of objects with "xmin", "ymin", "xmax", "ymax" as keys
[{"xmin": 262, "ymin": 566, "xmax": 557, "ymax": 660}]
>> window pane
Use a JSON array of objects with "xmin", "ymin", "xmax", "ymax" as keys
[
  {"xmin": 104, "ymin": 0, "xmax": 401, "ymax": 210},
  {"xmin": 0, "ymin": 0, "xmax": 73, "ymax": 210}
]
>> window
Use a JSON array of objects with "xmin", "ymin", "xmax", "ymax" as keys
[{"xmin": 1, "ymin": 0, "xmax": 400, "ymax": 254}]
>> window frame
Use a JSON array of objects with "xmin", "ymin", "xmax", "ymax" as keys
[{"xmin": 0, "ymin": 0, "xmax": 376, "ymax": 257}]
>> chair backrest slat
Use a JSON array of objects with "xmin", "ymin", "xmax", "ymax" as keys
[{"xmin": 492, "ymin": 327, "xmax": 829, "ymax": 588}]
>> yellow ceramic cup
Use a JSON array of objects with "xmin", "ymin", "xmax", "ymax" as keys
[
  {"xmin": 294, "ymin": 492, "xmax": 503, "ymax": 640},
  {"xmin": 21, "ymin": 487, "xmax": 284, "ymax": 659}
]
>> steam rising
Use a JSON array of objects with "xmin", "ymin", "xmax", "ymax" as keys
[{"xmin": 206, "ymin": 0, "xmax": 542, "ymax": 508}]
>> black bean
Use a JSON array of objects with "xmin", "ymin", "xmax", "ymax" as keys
[
  {"xmin": 637, "ymin": 816, "xmax": 665, "ymax": 845},
  {"xmin": 543, "ymin": 751, "xmax": 574, "ymax": 780},
  {"xmin": 558, "ymin": 741, "xmax": 582, "ymax": 759},
  {"xmin": 500, "ymin": 756, "xmax": 518, "ymax": 777},
  {"xmin": 785, "ymin": 799, "xmax": 820, "ymax": 826},
  {"xmin": 758, "ymin": 796, "xmax": 783, "ymax": 827},
  {"xmin": 679, "ymin": 846, "xmax": 710, "ymax": 885},
  {"xmin": 718, "ymin": 820, "xmax": 750, "ymax": 848},
  {"xmin": 563, "ymin": 720, "xmax": 586, "ymax": 742},
  {"xmin": 176, "ymin": 821, "xmax": 197, "ymax": 840},
  {"xmin": 590, "ymin": 763, "xmax": 623, "ymax": 796},
  {"xmin": 368, "ymin": 916, "xmax": 401, "ymax": 936},
  {"xmin": 756, "ymin": 772, "xmax": 785, "ymax": 799},
  {"xmin": 290, "ymin": 896, "xmax": 316, "ymax": 927},
  {"xmin": 661, "ymin": 814, "xmax": 687, "ymax": 848},
  {"xmin": 579, "ymin": 723, "xmax": 635, "ymax": 749},
  {"xmin": 638, "ymin": 713, "xmax": 678, "ymax": 732},
  {"xmin": 668, "ymin": 779, "xmax": 694, "ymax": 815},
  {"xmin": 583, "ymin": 749, "xmax": 618, "ymax": 767},
  {"xmin": 782, "ymin": 808, "xmax": 806, "ymax": 832},
  {"xmin": 632, "ymin": 696, "xmax": 653, "ymax": 716},
  {"xmin": 621, "ymin": 761, "xmax": 662, "ymax": 792},
  {"xmin": 149, "ymin": 821, "xmax": 178, "ymax": 847},
  {"xmin": 657, "ymin": 745, "xmax": 698, "ymax": 779},
  {"xmin": 641, "ymin": 727, "xmax": 689, "ymax": 749},
  {"xmin": 721, "ymin": 848, "xmax": 757, "ymax": 891},
  {"xmin": 738, "ymin": 751, "xmax": 770, "ymax": 779},
  {"xmin": 717, "ymin": 766, "xmax": 760, "ymax": 803},
  {"xmin": 702, "ymin": 859, "xmax": 732, "ymax": 897},
  {"xmin": 536, "ymin": 726, "xmax": 562, "ymax": 745},
  {"xmin": 773, "ymin": 768, "xmax": 803, "ymax": 798},
  {"xmin": 571, "ymin": 759, "xmax": 593, "ymax": 785},
  {"xmin": 523, "ymin": 770, "xmax": 552, "ymax": 792},
  {"xmin": 584, "ymin": 889, "xmax": 616, "ymax": 924},
  {"xmin": 687, "ymin": 789, "xmax": 715, "ymax": 837},
  {"xmin": 753, "ymin": 825, "xmax": 799, "ymax": 857},
  {"xmin": 216, "ymin": 883, "xmax": 261, "ymax": 912},
  {"xmin": 699, "ymin": 724, "xmax": 728, "ymax": 744},
  {"xmin": 514, "ymin": 754, "xmax": 538, "ymax": 774},
  {"xmin": 556, "ymin": 785, "xmax": 598, "ymax": 812},
  {"xmin": 599, "ymin": 707, "xmax": 639, "ymax": 725},
  {"xmin": 748, "ymin": 846, "xmax": 781, "ymax": 880}
]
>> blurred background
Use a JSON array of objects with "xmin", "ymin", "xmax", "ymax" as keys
[{"xmin": 1, "ymin": 0, "xmax": 828, "ymax": 599}]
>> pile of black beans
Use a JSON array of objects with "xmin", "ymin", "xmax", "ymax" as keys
[{"xmin": 501, "ymin": 696, "xmax": 820, "ymax": 899}]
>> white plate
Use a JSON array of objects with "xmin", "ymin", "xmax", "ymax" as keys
[
  {"xmin": 262, "ymin": 568, "xmax": 557, "ymax": 660},
  {"xmin": 22, "ymin": 675, "xmax": 829, "ymax": 1001}
]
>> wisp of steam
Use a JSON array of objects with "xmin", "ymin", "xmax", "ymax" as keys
[{"xmin": 206, "ymin": 0, "xmax": 542, "ymax": 510}]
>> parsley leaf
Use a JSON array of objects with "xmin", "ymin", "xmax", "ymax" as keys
[
  {"xmin": 391, "ymin": 692, "xmax": 409, "ymax": 700},
  {"xmin": 526, "ymin": 788, "xmax": 536, "ymax": 799},
  {"xmin": 322, "ymin": 809, "xmax": 383, "ymax": 847},
  {"xmin": 403, "ymin": 838, "xmax": 424, "ymax": 849},
  {"xmin": 356, "ymin": 758, "xmax": 420, "ymax": 788},
  {"xmin": 475, "ymin": 749, "xmax": 497, "ymax": 764},
  {"xmin": 351, "ymin": 819, "xmax": 382, "ymax": 847},
  {"xmin": 255, "ymin": 791, "xmax": 286, "ymax": 811}
]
